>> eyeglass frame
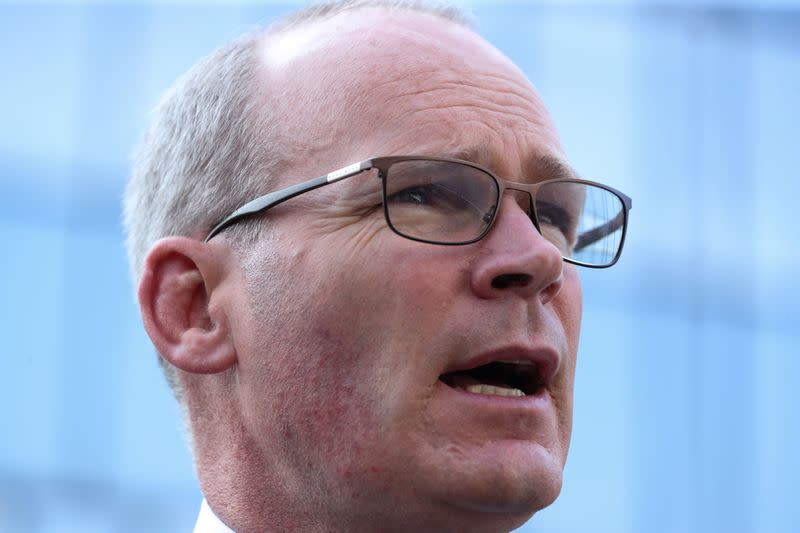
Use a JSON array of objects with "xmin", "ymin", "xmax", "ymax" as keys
[{"xmin": 204, "ymin": 155, "xmax": 633, "ymax": 268}]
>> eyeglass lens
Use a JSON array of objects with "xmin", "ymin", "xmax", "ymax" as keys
[{"xmin": 384, "ymin": 159, "xmax": 625, "ymax": 266}]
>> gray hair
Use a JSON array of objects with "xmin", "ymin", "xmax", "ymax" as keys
[{"xmin": 124, "ymin": 0, "xmax": 470, "ymax": 402}]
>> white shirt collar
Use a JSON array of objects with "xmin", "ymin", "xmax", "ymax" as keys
[{"xmin": 194, "ymin": 498, "xmax": 235, "ymax": 533}]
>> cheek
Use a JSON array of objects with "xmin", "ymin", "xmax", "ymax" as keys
[
  {"xmin": 275, "ymin": 331, "xmax": 374, "ymax": 450},
  {"xmin": 237, "ymin": 242, "xmax": 441, "ymax": 488},
  {"xmin": 233, "ymin": 247, "xmax": 377, "ymax": 470},
  {"xmin": 241, "ymin": 317, "xmax": 392, "ymax": 497}
]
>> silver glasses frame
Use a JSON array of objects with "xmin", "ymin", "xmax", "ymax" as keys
[{"xmin": 205, "ymin": 156, "xmax": 633, "ymax": 268}]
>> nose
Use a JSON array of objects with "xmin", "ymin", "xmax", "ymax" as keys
[{"xmin": 469, "ymin": 193, "xmax": 564, "ymax": 304}]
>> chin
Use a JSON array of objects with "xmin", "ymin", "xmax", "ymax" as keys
[
  {"xmin": 420, "ymin": 451, "xmax": 565, "ymax": 531},
  {"xmin": 458, "ymin": 470, "xmax": 563, "ymax": 516}
]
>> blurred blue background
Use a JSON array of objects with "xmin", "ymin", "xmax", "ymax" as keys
[{"xmin": 1, "ymin": 0, "xmax": 798, "ymax": 531}]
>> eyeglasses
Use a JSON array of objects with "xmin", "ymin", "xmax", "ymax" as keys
[{"xmin": 205, "ymin": 156, "xmax": 632, "ymax": 268}]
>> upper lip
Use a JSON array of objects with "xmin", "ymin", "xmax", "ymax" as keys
[{"xmin": 440, "ymin": 344, "xmax": 561, "ymax": 390}]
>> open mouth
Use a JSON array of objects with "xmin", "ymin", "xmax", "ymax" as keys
[{"xmin": 439, "ymin": 361, "xmax": 545, "ymax": 398}]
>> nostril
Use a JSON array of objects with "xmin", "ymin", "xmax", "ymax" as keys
[{"xmin": 491, "ymin": 273, "xmax": 532, "ymax": 290}]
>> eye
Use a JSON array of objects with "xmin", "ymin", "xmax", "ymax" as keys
[
  {"xmin": 535, "ymin": 201, "xmax": 578, "ymax": 254},
  {"xmin": 536, "ymin": 202, "xmax": 573, "ymax": 234},
  {"xmin": 391, "ymin": 185, "xmax": 433, "ymax": 206},
  {"xmin": 389, "ymin": 182, "xmax": 479, "ymax": 213}
]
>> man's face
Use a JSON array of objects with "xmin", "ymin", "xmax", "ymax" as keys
[{"xmin": 222, "ymin": 10, "xmax": 582, "ymax": 531}]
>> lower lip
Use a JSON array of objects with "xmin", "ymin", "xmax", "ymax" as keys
[{"xmin": 435, "ymin": 379, "xmax": 553, "ymax": 411}]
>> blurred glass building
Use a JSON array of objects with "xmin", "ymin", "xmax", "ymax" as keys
[{"xmin": 1, "ymin": 1, "xmax": 798, "ymax": 531}]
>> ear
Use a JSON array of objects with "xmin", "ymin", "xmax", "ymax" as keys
[{"xmin": 138, "ymin": 236, "xmax": 237, "ymax": 374}]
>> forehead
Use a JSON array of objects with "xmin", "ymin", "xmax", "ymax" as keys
[{"xmin": 257, "ymin": 8, "xmax": 564, "ymax": 181}]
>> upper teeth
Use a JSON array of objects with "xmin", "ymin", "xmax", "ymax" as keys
[{"xmin": 464, "ymin": 384, "xmax": 525, "ymax": 397}]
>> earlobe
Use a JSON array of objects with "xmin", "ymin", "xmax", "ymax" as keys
[{"xmin": 138, "ymin": 237, "xmax": 237, "ymax": 374}]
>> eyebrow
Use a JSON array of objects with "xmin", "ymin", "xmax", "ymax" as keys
[
  {"xmin": 439, "ymin": 145, "xmax": 580, "ymax": 182},
  {"xmin": 525, "ymin": 153, "xmax": 580, "ymax": 182}
]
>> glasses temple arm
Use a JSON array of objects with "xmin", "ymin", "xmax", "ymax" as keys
[{"xmin": 205, "ymin": 161, "xmax": 370, "ymax": 242}]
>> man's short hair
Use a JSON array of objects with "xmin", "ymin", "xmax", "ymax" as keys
[{"xmin": 123, "ymin": 0, "xmax": 470, "ymax": 402}]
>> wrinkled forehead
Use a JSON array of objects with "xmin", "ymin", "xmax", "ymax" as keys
[{"xmin": 256, "ymin": 8, "xmax": 563, "ymax": 179}]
